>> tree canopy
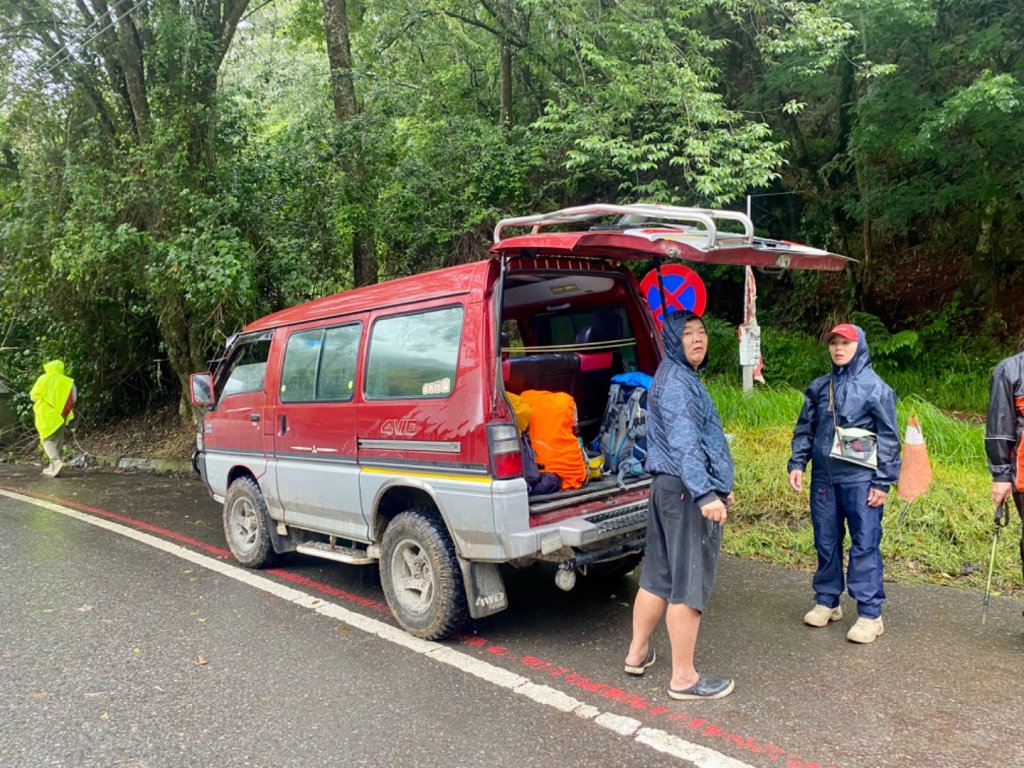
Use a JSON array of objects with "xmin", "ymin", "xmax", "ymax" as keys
[{"xmin": 1, "ymin": 0, "xmax": 1022, "ymax": 422}]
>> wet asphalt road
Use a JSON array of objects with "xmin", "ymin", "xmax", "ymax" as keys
[{"xmin": 1, "ymin": 462, "xmax": 1023, "ymax": 768}]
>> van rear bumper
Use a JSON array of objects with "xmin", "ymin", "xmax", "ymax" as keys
[{"xmin": 504, "ymin": 496, "xmax": 648, "ymax": 560}]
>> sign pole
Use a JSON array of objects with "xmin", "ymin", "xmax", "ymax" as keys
[
  {"xmin": 740, "ymin": 194, "xmax": 761, "ymax": 394},
  {"xmin": 742, "ymin": 360, "xmax": 754, "ymax": 393},
  {"xmin": 739, "ymin": 265, "xmax": 759, "ymax": 394}
]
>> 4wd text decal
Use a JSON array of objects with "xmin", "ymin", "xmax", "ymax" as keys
[{"xmin": 380, "ymin": 418, "xmax": 420, "ymax": 438}]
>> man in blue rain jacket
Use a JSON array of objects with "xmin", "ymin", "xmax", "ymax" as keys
[
  {"xmin": 624, "ymin": 310, "xmax": 736, "ymax": 700},
  {"xmin": 787, "ymin": 323, "xmax": 900, "ymax": 644}
]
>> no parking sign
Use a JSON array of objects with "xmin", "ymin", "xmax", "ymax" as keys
[{"xmin": 639, "ymin": 264, "xmax": 707, "ymax": 326}]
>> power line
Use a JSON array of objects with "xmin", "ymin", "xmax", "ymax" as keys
[
  {"xmin": 39, "ymin": 0, "xmax": 148, "ymax": 77},
  {"xmin": 2, "ymin": 0, "xmax": 148, "ymax": 103},
  {"xmin": 36, "ymin": 0, "xmax": 133, "ymax": 73}
]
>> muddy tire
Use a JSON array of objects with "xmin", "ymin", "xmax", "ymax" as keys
[
  {"xmin": 223, "ymin": 476, "xmax": 276, "ymax": 568},
  {"xmin": 379, "ymin": 508, "xmax": 468, "ymax": 640}
]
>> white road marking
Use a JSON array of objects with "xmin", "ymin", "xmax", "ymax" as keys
[{"xmin": 1, "ymin": 489, "xmax": 754, "ymax": 768}]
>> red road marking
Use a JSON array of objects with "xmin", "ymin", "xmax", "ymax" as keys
[
  {"xmin": 1, "ymin": 483, "xmax": 232, "ymax": 558},
  {"xmin": 2, "ymin": 482, "xmax": 841, "ymax": 768}
]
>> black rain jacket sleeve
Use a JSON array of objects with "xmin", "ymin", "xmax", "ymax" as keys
[{"xmin": 985, "ymin": 353, "xmax": 1024, "ymax": 483}]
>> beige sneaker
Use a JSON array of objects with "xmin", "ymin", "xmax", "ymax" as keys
[
  {"xmin": 50, "ymin": 459, "xmax": 65, "ymax": 478},
  {"xmin": 803, "ymin": 604, "xmax": 843, "ymax": 627},
  {"xmin": 847, "ymin": 617, "xmax": 884, "ymax": 644},
  {"xmin": 41, "ymin": 463, "xmax": 55, "ymax": 477}
]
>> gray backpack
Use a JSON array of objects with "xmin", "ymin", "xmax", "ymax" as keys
[{"xmin": 593, "ymin": 374, "xmax": 651, "ymax": 486}]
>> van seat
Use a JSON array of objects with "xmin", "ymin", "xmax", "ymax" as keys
[
  {"xmin": 504, "ymin": 351, "xmax": 621, "ymax": 436},
  {"xmin": 504, "ymin": 353, "xmax": 579, "ymax": 398}
]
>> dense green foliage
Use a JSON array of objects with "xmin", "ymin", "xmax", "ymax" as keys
[
  {"xmin": 1, "ymin": 0, "xmax": 1023, "ymax": 425},
  {"xmin": 703, "ymin": 306, "xmax": 1004, "ymax": 413}
]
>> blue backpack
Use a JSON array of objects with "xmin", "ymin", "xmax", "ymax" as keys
[{"xmin": 592, "ymin": 372, "xmax": 652, "ymax": 486}]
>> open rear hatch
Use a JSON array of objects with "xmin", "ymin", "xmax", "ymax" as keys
[{"xmin": 488, "ymin": 203, "xmax": 851, "ymax": 516}]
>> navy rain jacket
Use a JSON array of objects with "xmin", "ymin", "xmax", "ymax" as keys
[
  {"xmin": 787, "ymin": 325, "xmax": 901, "ymax": 490},
  {"xmin": 645, "ymin": 310, "xmax": 734, "ymax": 506}
]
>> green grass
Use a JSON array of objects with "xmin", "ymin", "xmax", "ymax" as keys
[
  {"xmin": 710, "ymin": 383, "xmax": 1022, "ymax": 597},
  {"xmin": 702, "ymin": 316, "xmax": 1000, "ymax": 415}
]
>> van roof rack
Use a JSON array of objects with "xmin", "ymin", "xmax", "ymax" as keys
[
  {"xmin": 491, "ymin": 203, "xmax": 852, "ymax": 271},
  {"xmin": 493, "ymin": 204, "xmax": 754, "ymax": 250}
]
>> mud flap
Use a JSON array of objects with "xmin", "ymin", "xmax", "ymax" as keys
[
  {"xmin": 457, "ymin": 558, "xmax": 508, "ymax": 619},
  {"xmin": 268, "ymin": 519, "xmax": 297, "ymax": 555}
]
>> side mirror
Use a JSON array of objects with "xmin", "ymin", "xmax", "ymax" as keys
[{"xmin": 190, "ymin": 373, "xmax": 214, "ymax": 406}]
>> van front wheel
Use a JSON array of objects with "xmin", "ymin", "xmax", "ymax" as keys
[
  {"xmin": 380, "ymin": 508, "xmax": 468, "ymax": 640},
  {"xmin": 223, "ymin": 476, "xmax": 276, "ymax": 568}
]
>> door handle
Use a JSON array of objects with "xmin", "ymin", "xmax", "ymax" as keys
[
  {"xmin": 250, "ymin": 413, "xmax": 260, "ymax": 424},
  {"xmin": 279, "ymin": 414, "xmax": 287, "ymax": 435}
]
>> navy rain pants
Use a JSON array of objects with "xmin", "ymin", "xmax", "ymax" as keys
[{"xmin": 810, "ymin": 480, "xmax": 885, "ymax": 619}]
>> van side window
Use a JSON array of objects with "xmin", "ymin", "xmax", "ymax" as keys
[
  {"xmin": 281, "ymin": 323, "xmax": 362, "ymax": 403},
  {"xmin": 318, "ymin": 324, "xmax": 361, "ymax": 400},
  {"xmin": 366, "ymin": 306, "xmax": 464, "ymax": 399},
  {"xmin": 280, "ymin": 329, "xmax": 323, "ymax": 402},
  {"xmin": 220, "ymin": 338, "xmax": 272, "ymax": 399}
]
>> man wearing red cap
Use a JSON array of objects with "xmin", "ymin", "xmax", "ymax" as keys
[{"xmin": 787, "ymin": 323, "xmax": 901, "ymax": 643}]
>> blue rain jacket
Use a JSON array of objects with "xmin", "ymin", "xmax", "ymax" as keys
[
  {"xmin": 787, "ymin": 325, "xmax": 901, "ymax": 489},
  {"xmin": 645, "ymin": 311, "xmax": 734, "ymax": 506}
]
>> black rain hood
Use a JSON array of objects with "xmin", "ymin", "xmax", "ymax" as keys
[{"xmin": 662, "ymin": 310, "xmax": 708, "ymax": 371}]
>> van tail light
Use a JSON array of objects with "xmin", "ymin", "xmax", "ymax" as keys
[{"xmin": 487, "ymin": 423, "xmax": 524, "ymax": 480}]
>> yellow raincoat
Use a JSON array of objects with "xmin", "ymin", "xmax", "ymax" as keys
[{"xmin": 30, "ymin": 360, "xmax": 75, "ymax": 439}]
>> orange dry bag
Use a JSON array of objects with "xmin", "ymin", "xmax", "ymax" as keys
[{"xmin": 518, "ymin": 390, "xmax": 587, "ymax": 491}]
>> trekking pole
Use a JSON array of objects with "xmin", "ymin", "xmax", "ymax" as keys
[
  {"xmin": 898, "ymin": 497, "xmax": 913, "ymax": 523},
  {"xmin": 982, "ymin": 501, "xmax": 1010, "ymax": 625}
]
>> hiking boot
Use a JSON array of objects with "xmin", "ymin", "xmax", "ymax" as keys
[
  {"xmin": 847, "ymin": 616, "xmax": 884, "ymax": 644},
  {"xmin": 803, "ymin": 603, "xmax": 843, "ymax": 627}
]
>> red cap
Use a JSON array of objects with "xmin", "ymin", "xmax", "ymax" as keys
[{"xmin": 825, "ymin": 323, "xmax": 858, "ymax": 342}]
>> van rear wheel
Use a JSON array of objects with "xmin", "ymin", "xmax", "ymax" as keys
[
  {"xmin": 380, "ymin": 508, "xmax": 468, "ymax": 640},
  {"xmin": 223, "ymin": 476, "xmax": 276, "ymax": 568}
]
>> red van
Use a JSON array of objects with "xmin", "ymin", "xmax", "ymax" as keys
[{"xmin": 190, "ymin": 203, "xmax": 847, "ymax": 639}]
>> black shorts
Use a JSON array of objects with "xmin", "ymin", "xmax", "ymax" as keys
[{"xmin": 638, "ymin": 474, "xmax": 722, "ymax": 611}]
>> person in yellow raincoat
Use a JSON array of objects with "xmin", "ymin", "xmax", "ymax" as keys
[{"xmin": 29, "ymin": 360, "xmax": 76, "ymax": 477}]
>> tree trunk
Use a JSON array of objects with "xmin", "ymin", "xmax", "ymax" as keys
[
  {"xmin": 322, "ymin": 0, "xmax": 378, "ymax": 287},
  {"xmin": 854, "ymin": 156, "xmax": 873, "ymax": 304},
  {"xmin": 500, "ymin": 35, "xmax": 512, "ymax": 128},
  {"xmin": 974, "ymin": 196, "xmax": 999, "ymax": 305}
]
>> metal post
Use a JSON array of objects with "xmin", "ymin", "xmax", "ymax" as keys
[
  {"xmin": 741, "ymin": 201, "xmax": 757, "ymax": 394},
  {"xmin": 742, "ymin": 364, "xmax": 754, "ymax": 394}
]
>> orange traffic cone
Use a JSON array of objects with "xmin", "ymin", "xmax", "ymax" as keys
[{"xmin": 897, "ymin": 416, "xmax": 932, "ymax": 503}]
